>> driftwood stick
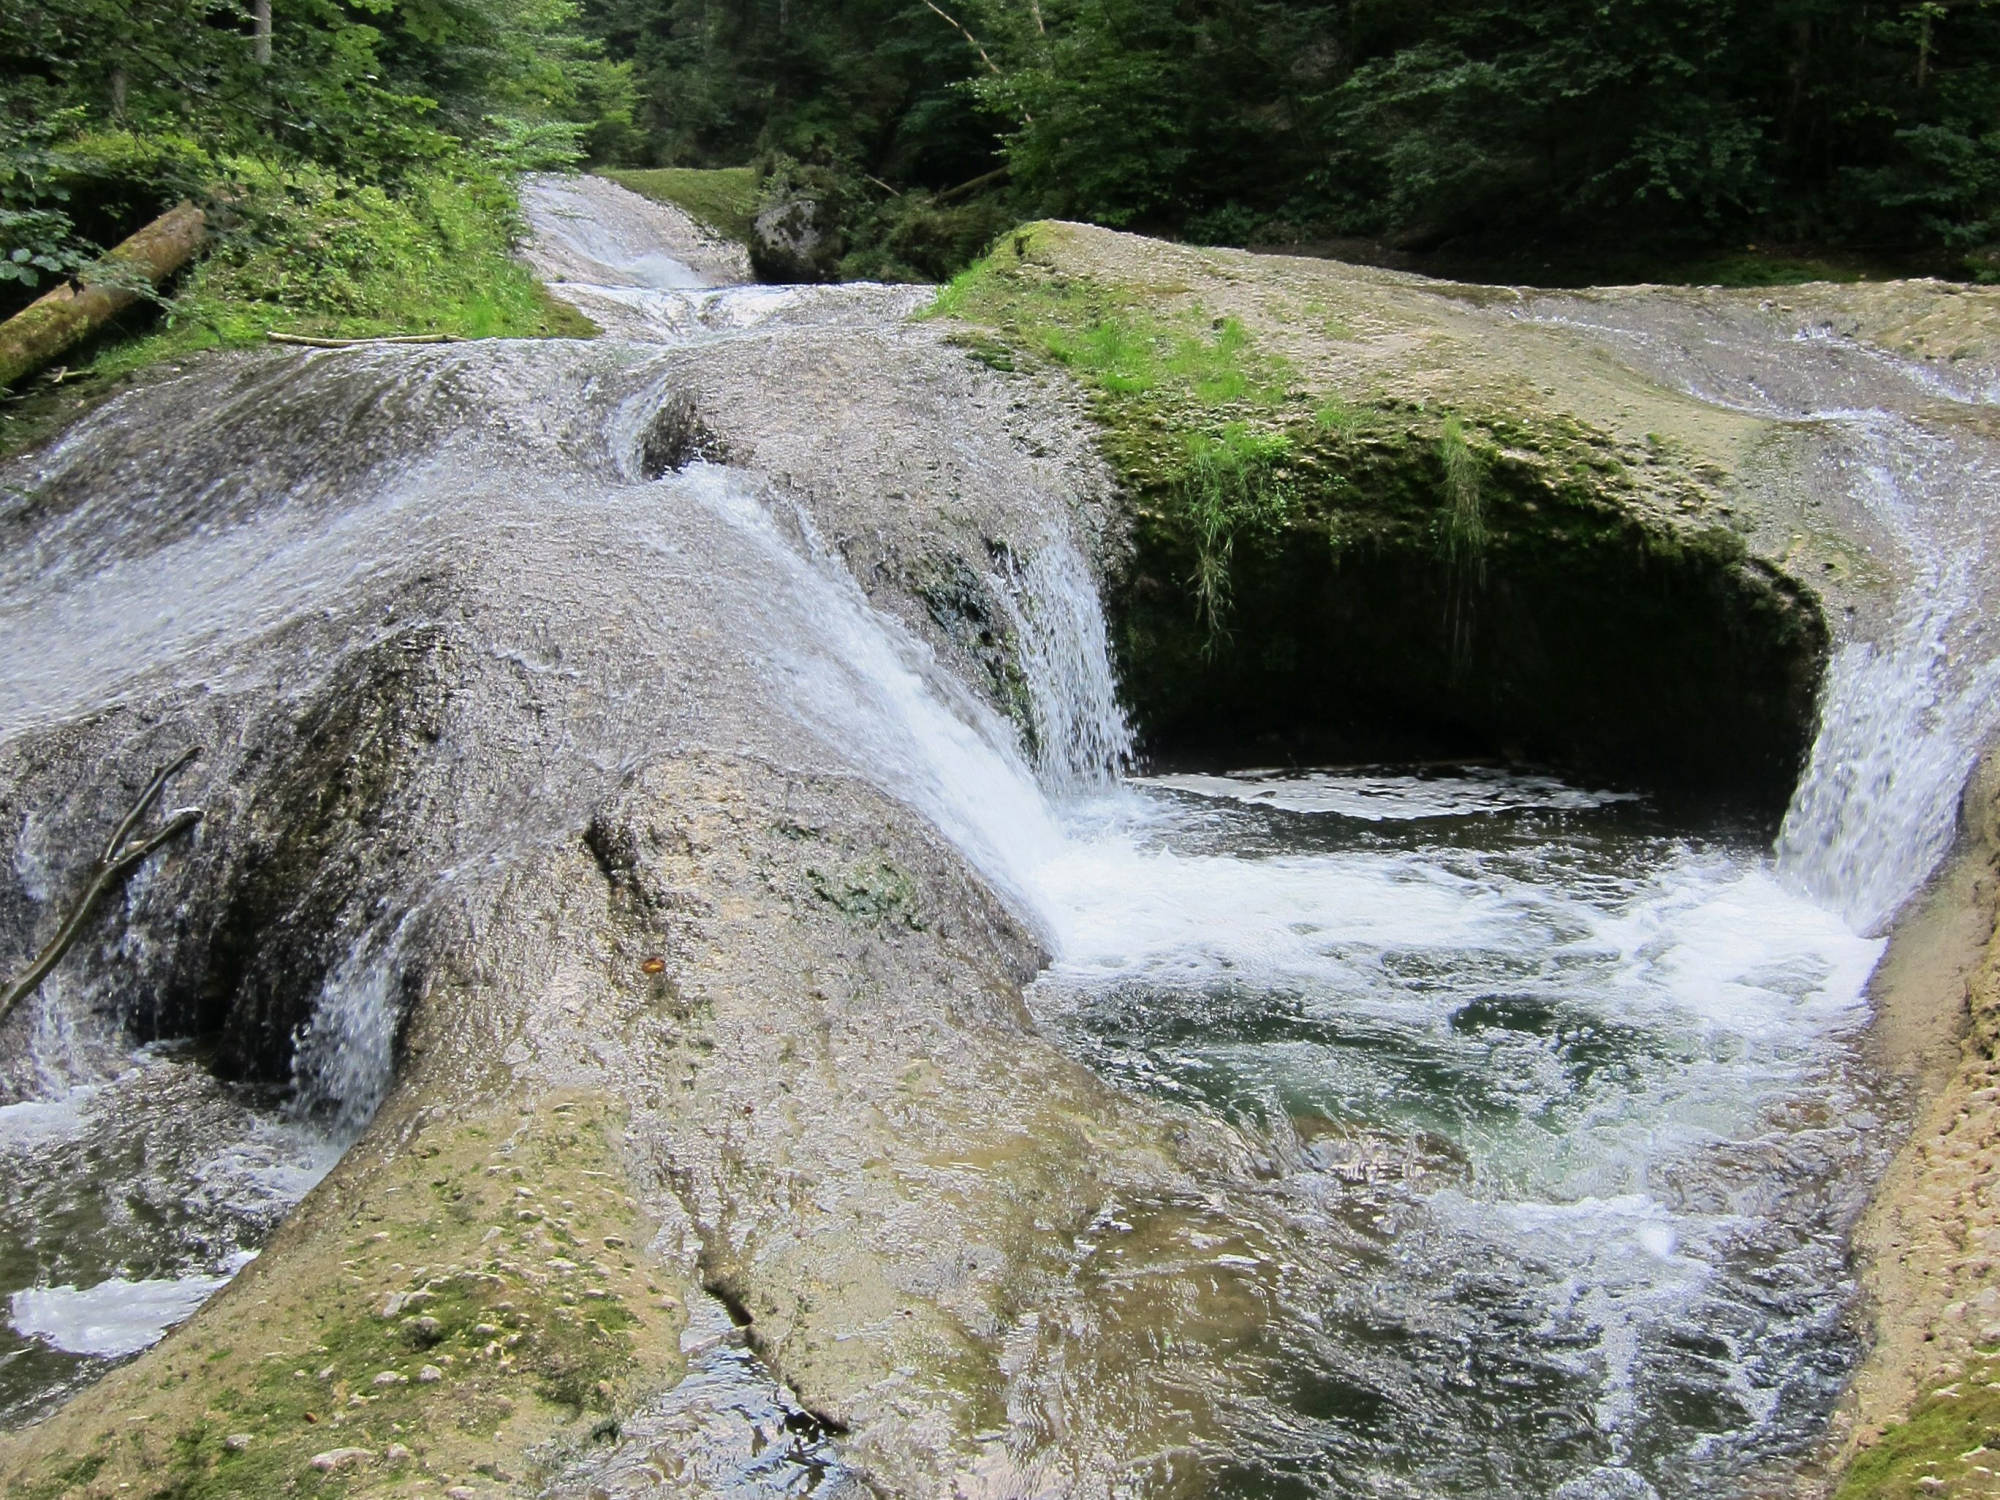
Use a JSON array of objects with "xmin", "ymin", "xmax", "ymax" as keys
[
  {"xmin": 0, "ymin": 750, "xmax": 204, "ymax": 1028},
  {"xmin": 267, "ymin": 331, "xmax": 461, "ymax": 349},
  {"xmin": 101, "ymin": 744, "xmax": 198, "ymax": 863}
]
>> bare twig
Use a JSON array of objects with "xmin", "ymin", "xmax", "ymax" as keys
[
  {"xmin": 921, "ymin": 0, "xmax": 1002, "ymax": 76},
  {"xmin": 0, "ymin": 748, "xmax": 204, "ymax": 1028},
  {"xmin": 268, "ymin": 332, "xmax": 462, "ymax": 348},
  {"xmin": 935, "ymin": 164, "xmax": 1012, "ymax": 203}
]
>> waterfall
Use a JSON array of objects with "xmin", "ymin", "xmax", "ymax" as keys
[
  {"xmin": 288, "ymin": 916, "xmax": 418, "ymax": 1136},
  {"xmin": 1772, "ymin": 415, "xmax": 2000, "ymax": 934},
  {"xmin": 665, "ymin": 464, "xmax": 1113, "ymax": 933},
  {"xmin": 1516, "ymin": 303, "xmax": 2000, "ymax": 936},
  {"xmin": 994, "ymin": 542, "xmax": 1135, "ymax": 793},
  {"xmin": 1777, "ymin": 591, "xmax": 2000, "ymax": 936}
]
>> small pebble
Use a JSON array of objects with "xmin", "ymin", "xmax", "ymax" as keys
[
  {"xmin": 223, "ymin": 1434, "xmax": 252, "ymax": 1452},
  {"xmin": 418, "ymin": 1364, "xmax": 443, "ymax": 1383},
  {"xmin": 309, "ymin": 1446, "xmax": 374, "ymax": 1472},
  {"xmin": 373, "ymin": 1370, "xmax": 409, "ymax": 1387},
  {"xmin": 385, "ymin": 1443, "xmax": 413, "ymax": 1462}
]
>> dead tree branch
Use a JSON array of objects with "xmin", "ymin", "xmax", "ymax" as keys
[
  {"xmin": 0, "ymin": 748, "xmax": 204, "ymax": 1028},
  {"xmin": 0, "ymin": 202, "xmax": 208, "ymax": 390},
  {"xmin": 267, "ymin": 331, "xmax": 461, "ymax": 348},
  {"xmin": 921, "ymin": 0, "xmax": 1002, "ymax": 76}
]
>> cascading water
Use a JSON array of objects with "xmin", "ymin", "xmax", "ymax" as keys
[
  {"xmin": 0, "ymin": 173, "xmax": 1991, "ymax": 1499},
  {"xmin": 1508, "ymin": 296, "xmax": 2000, "ymax": 936}
]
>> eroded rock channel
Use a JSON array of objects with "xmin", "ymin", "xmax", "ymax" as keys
[{"xmin": 0, "ymin": 179, "xmax": 1997, "ymax": 1498}]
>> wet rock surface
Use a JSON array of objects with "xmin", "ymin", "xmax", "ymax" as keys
[
  {"xmin": 0, "ymin": 252, "xmax": 1266, "ymax": 1494},
  {"xmin": 4, "ymin": 181, "xmax": 2000, "ymax": 1498}
]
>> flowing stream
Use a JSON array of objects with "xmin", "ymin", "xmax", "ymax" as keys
[{"xmin": 0, "ymin": 179, "xmax": 1995, "ymax": 1496}]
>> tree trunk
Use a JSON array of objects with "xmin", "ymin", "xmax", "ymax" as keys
[
  {"xmin": 0, "ymin": 201, "xmax": 207, "ymax": 390},
  {"xmin": 253, "ymin": 0, "xmax": 271, "ymax": 64}
]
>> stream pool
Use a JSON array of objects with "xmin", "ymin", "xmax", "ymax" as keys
[{"xmin": 1027, "ymin": 765, "xmax": 1887, "ymax": 1497}]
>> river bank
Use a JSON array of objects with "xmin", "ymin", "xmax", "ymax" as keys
[{"xmin": 1821, "ymin": 747, "xmax": 2000, "ymax": 1497}]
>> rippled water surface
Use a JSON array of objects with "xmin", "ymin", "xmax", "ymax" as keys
[
  {"xmin": 1028, "ymin": 766, "xmax": 1888, "ymax": 1498},
  {"xmin": 0, "ymin": 1047, "xmax": 337, "ymax": 1425}
]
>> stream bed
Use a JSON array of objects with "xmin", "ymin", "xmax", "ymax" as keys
[{"xmin": 0, "ymin": 175, "xmax": 1985, "ymax": 1498}]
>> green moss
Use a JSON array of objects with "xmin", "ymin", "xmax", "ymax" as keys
[
  {"xmin": 929, "ymin": 233, "xmax": 1290, "ymax": 416},
  {"xmin": 4, "ymin": 1100, "xmax": 681, "ymax": 1500},
  {"xmin": 598, "ymin": 167, "xmax": 760, "ymax": 248},
  {"xmin": 1839, "ymin": 1352, "xmax": 2000, "ymax": 1498},
  {"xmin": 929, "ymin": 223, "xmax": 1828, "ymax": 802},
  {"xmin": 928, "ymin": 226, "xmax": 1324, "ymax": 638},
  {"xmin": 13, "ymin": 1454, "xmax": 105, "ymax": 1500},
  {"xmin": 2, "ymin": 162, "xmax": 593, "ymax": 461},
  {"xmin": 808, "ymin": 857, "xmax": 926, "ymax": 930}
]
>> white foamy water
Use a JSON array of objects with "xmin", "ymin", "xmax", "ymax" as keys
[
  {"xmin": 1516, "ymin": 303, "xmax": 2000, "ymax": 934},
  {"xmin": 0, "ymin": 1047, "xmax": 338, "ymax": 1419},
  {"xmin": 680, "ymin": 435, "xmax": 1892, "ymax": 1487},
  {"xmin": 10, "ymin": 1254, "xmax": 253, "ymax": 1358},
  {"xmin": 1146, "ymin": 765, "xmax": 1638, "ymax": 821},
  {"xmin": 519, "ymin": 173, "xmax": 931, "ymax": 345},
  {"xmin": 0, "ymin": 175, "xmax": 1976, "ymax": 1493}
]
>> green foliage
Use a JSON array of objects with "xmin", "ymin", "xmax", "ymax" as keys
[
  {"xmin": 1177, "ymin": 424, "xmax": 1293, "ymax": 638},
  {"xmin": 842, "ymin": 188, "xmax": 1017, "ymax": 283},
  {"xmin": 0, "ymin": 0, "xmax": 632, "ymax": 375},
  {"xmin": 932, "ymin": 231, "xmax": 1311, "ymax": 637},
  {"xmin": 1438, "ymin": 414, "xmax": 1486, "ymax": 564},
  {"xmin": 106, "ymin": 160, "xmax": 593, "ymax": 366},
  {"xmin": 576, "ymin": 0, "xmax": 2000, "ymax": 277},
  {"xmin": 932, "ymin": 244, "xmax": 1290, "ymax": 410},
  {"xmin": 0, "ymin": 112, "xmax": 95, "ymax": 289}
]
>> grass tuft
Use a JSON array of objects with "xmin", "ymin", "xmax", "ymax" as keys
[
  {"xmin": 1178, "ymin": 424, "xmax": 1293, "ymax": 639},
  {"xmin": 930, "ymin": 226, "xmax": 1309, "ymax": 637},
  {"xmin": 1838, "ymin": 1348, "xmax": 2000, "ymax": 1499},
  {"xmin": 1438, "ymin": 414, "xmax": 1486, "ymax": 564}
]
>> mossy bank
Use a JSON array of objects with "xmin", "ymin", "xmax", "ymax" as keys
[{"xmin": 934, "ymin": 223, "xmax": 2000, "ymax": 814}]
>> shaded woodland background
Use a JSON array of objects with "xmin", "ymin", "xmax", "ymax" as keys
[{"xmin": 5, "ymin": 0, "xmax": 2000, "ymax": 337}]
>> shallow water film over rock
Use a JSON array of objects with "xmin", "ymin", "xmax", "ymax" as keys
[{"xmin": 2, "ymin": 178, "xmax": 1999, "ymax": 1500}]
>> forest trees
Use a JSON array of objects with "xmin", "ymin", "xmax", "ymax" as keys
[
  {"xmin": 6, "ymin": 0, "xmax": 1998, "ymax": 326},
  {"xmin": 0, "ymin": 0, "xmax": 635, "ymax": 321},
  {"xmin": 580, "ymin": 0, "xmax": 2000, "ymax": 277}
]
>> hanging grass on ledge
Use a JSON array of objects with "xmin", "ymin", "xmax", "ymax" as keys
[
  {"xmin": 1438, "ymin": 414, "xmax": 1488, "ymax": 566},
  {"xmin": 1178, "ymin": 423, "xmax": 1294, "ymax": 639},
  {"xmin": 927, "ymin": 224, "xmax": 1313, "ymax": 638}
]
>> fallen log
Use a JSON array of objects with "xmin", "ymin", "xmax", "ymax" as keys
[
  {"xmin": 0, "ymin": 200, "xmax": 207, "ymax": 389},
  {"xmin": 267, "ymin": 331, "xmax": 461, "ymax": 348},
  {"xmin": 0, "ymin": 748, "xmax": 204, "ymax": 1028}
]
